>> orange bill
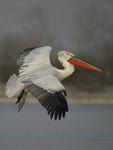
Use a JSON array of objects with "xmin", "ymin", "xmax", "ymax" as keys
[{"xmin": 67, "ymin": 56, "xmax": 102, "ymax": 72}]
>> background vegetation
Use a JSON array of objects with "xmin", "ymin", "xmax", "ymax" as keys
[{"xmin": 0, "ymin": 4, "xmax": 113, "ymax": 91}]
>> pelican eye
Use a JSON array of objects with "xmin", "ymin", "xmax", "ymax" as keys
[{"xmin": 70, "ymin": 54, "xmax": 74, "ymax": 57}]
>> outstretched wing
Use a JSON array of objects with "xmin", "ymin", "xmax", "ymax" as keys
[
  {"xmin": 25, "ymin": 74, "xmax": 69, "ymax": 120},
  {"xmin": 18, "ymin": 46, "xmax": 52, "ymax": 76},
  {"xmin": 17, "ymin": 47, "xmax": 38, "ymax": 66}
]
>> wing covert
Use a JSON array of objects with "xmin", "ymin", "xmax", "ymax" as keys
[{"xmin": 18, "ymin": 46, "xmax": 52, "ymax": 76}]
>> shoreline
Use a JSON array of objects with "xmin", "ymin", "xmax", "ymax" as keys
[
  {"xmin": 1, "ymin": 83, "xmax": 113, "ymax": 105},
  {"xmin": 1, "ymin": 93, "xmax": 113, "ymax": 105}
]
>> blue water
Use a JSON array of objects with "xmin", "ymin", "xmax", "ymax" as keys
[{"xmin": 0, "ymin": 104, "xmax": 113, "ymax": 150}]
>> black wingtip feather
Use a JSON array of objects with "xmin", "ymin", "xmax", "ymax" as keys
[
  {"xmin": 26, "ymin": 82, "xmax": 69, "ymax": 120},
  {"xmin": 50, "ymin": 102, "xmax": 58, "ymax": 119}
]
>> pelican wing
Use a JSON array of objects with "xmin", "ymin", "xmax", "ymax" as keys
[
  {"xmin": 17, "ymin": 47, "xmax": 38, "ymax": 66},
  {"xmin": 25, "ymin": 74, "xmax": 68, "ymax": 120},
  {"xmin": 18, "ymin": 46, "xmax": 52, "ymax": 76}
]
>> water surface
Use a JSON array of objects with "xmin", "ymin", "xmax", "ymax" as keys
[{"xmin": 0, "ymin": 104, "xmax": 113, "ymax": 150}]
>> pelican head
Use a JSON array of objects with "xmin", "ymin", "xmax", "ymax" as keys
[
  {"xmin": 58, "ymin": 51, "xmax": 102, "ymax": 72},
  {"xmin": 58, "ymin": 51, "xmax": 74, "ymax": 63}
]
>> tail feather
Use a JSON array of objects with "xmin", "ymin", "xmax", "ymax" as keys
[{"xmin": 5, "ymin": 74, "xmax": 24, "ymax": 98}]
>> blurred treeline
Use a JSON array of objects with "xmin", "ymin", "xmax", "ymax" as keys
[{"xmin": 0, "ymin": 4, "xmax": 113, "ymax": 91}]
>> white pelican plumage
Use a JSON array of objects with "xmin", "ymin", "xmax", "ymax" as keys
[{"xmin": 5, "ymin": 46, "xmax": 102, "ymax": 120}]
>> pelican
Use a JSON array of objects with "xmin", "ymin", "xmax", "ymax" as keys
[{"xmin": 5, "ymin": 46, "xmax": 102, "ymax": 120}]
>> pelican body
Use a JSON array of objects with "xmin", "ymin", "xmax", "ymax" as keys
[{"xmin": 5, "ymin": 46, "xmax": 101, "ymax": 120}]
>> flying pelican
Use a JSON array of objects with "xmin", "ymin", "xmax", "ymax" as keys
[{"xmin": 5, "ymin": 46, "xmax": 102, "ymax": 120}]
